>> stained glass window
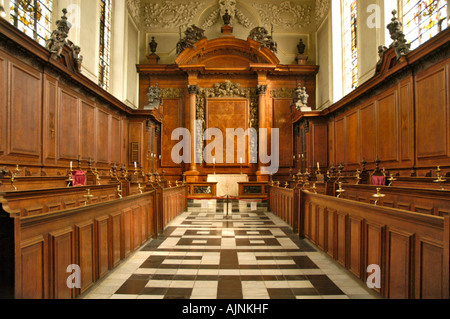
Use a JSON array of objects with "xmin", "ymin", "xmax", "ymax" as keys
[
  {"xmin": 99, "ymin": 0, "xmax": 112, "ymax": 91},
  {"xmin": 342, "ymin": 0, "xmax": 358, "ymax": 95},
  {"xmin": 401, "ymin": 0, "xmax": 448, "ymax": 50},
  {"xmin": 10, "ymin": 0, "xmax": 53, "ymax": 47}
]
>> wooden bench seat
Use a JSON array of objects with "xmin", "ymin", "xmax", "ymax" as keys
[{"xmin": 1, "ymin": 184, "xmax": 120, "ymax": 217}]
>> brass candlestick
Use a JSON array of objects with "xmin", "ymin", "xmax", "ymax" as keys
[
  {"xmin": 387, "ymin": 173, "xmax": 397, "ymax": 187},
  {"xmin": 168, "ymin": 181, "xmax": 172, "ymax": 188},
  {"xmin": 117, "ymin": 185, "xmax": 123, "ymax": 199},
  {"xmin": 94, "ymin": 168, "xmax": 101, "ymax": 185},
  {"xmin": 355, "ymin": 169, "xmax": 362, "ymax": 185},
  {"xmin": 372, "ymin": 188, "xmax": 386, "ymax": 206},
  {"xmin": 138, "ymin": 184, "xmax": 144, "ymax": 194},
  {"xmin": 284, "ymin": 182, "xmax": 289, "ymax": 189},
  {"xmin": 434, "ymin": 166, "xmax": 447, "ymax": 190},
  {"xmin": 276, "ymin": 181, "xmax": 280, "ymax": 187},
  {"xmin": 67, "ymin": 169, "xmax": 73, "ymax": 188},
  {"xmin": 83, "ymin": 189, "xmax": 94, "ymax": 206},
  {"xmin": 10, "ymin": 174, "xmax": 17, "ymax": 191},
  {"xmin": 336, "ymin": 182, "xmax": 345, "ymax": 198},
  {"xmin": 311, "ymin": 183, "xmax": 318, "ymax": 194}
]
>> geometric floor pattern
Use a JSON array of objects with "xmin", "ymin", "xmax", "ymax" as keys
[{"xmin": 82, "ymin": 200, "xmax": 381, "ymax": 300}]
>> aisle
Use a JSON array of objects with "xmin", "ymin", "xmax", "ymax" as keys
[{"xmin": 82, "ymin": 200, "xmax": 380, "ymax": 300}]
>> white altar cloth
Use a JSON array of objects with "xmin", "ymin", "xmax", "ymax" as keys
[{"xmin": 207, "ymin": 174, "xmax": 249, "ymax": 197}]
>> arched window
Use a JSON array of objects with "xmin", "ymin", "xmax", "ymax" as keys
[
  {"xmin": 10, "ymin": 0, "xmax": 53, "ymax": 47},
  {"xmin": 400, "ymin": 0, "xmax": 448, "ymax": 50},
  {"xmin": 342, "ymin": 0, "xmax": 358, "ymax": 95},
  {"xmin": 99, "ymin": 0, "xmax": 112, "ymax": 91}
]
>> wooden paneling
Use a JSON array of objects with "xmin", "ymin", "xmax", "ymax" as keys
[
  {"xmin": 387, "ymin": 229, "xmax": 413, "ymax": 299},
  {"xmin": 76, "ymin": 221, "xmax": 95, "ymax": 294},
  {"xmin": 21, "ymin": 237, "xmax": 45, "ymax": 299},
  {"xmin": 58, "ymin": 89, "xmax": 79, "ymax": 160},
  {"xmin": 95, "ymin": 216, "xmax": 109, "ymax": 280},
  {"xmin": 377, "ymin": 91, "xmax": 399, "ymax": 163},
  {"xmin": 273, "ymin": 99, "xmax": 293, "ymax": 168},
  {"xmin": 360, "ymin": 103, "xmax": 377, "ymax": 162},
  {"xmin": 336, "ymin": 212, "xmax": 347, "ymax": 267},
  {"xmin": 121, "ymin": 208, "xmax": 132, "ymax": 259},
  {"xmin": 309, "ymin": 120, "xmax": 328, "ymax": 169},
  {"xmin": 345, "ymin": 111, "xmax": 359, "ymax": 165},
  {"xmin": 416, "ymin": 65, "xmax": 448, "ymax": 163},
  {"xmin": 301, "ymin": 192, "xmax": 448, "ymax": 299},
  {"xmin": 335, "ymin": 118, "xmax": 345, "ymax": 165},
  {"xmin": 365, "ymin": 222, "xmax": 384, "ymax": 294},
  {"xmin": 50, "ymin": 228, "xmax": 74, "ymax": 299},
  {"xmin": 206, "ymin": 99, "xmax": 248, "ymax": 165},
  {"xmin": 81, "ymin": 101, "xmax": 96, "ymax": 161},
  {"xmin": 9, "ymin": 62, "xmax": 42, "ymax": 158},
  {"xmin": 349, "ymin": 216, "xmax": 364, "ymax": 278},
  {"xmin": 109, "ymin": 212, "xmax": 121, "ymax": 268},
  {"xmin": 43, "ymin": 75, "xmax": 58, "ymax": 162},
  {"xmin": 418, "ymin": 239, "xmax": 444, "ymax": 299},
  {"xmin": 162, "ymin": 99, "xmax": 183, "ymax": 168},
  {"xmin": 128, "ymin": 121, "xmax": 144, "ymax": 167},
  {"xmin": 132, "ymin": 206, "xmax": 141, "ymax": 250},
  {"xmin": 111, "ymin": 116, "xmax": 122, "ymax": 164},
  {"xmin": 399, "ymin": 79, "xmax": 414, "ymax": 163},
  {"xmin": 0, "ymin": 55, "xmax": 5, "ymax": 155},
  {"xmin": 97, "ymin": 109, "xmax": 110, "ymax": 163}
]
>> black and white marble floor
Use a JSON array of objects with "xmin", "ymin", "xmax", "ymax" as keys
[{"xmin": 82, "ymin": 200, "xmax": 381, "ymax": 300}]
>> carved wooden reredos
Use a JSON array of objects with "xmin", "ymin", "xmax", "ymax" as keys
[{"xmin": 137, "ymin": 28, "xmax": 319, "ymax": 182}]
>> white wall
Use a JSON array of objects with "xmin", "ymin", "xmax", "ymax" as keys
[{"xmin": 316, "ymin": 0, "xmax": 400, "ymax": 108}]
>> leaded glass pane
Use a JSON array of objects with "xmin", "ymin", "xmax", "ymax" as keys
[
  {"xmin": 402, "ymin": 0, "xmax": 448, "ymax": 50},
  {"xmin": 99, "ymin": 0, "xmax": 112, "ymax": 91},
  {"xmin": 10, "ymin": 0, "xmax": 53, "ymax": 47},
  {"xmin": 342, "ymin": 0, "xmax": 358, "ymax": 95}
]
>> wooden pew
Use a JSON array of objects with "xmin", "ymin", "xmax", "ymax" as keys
[
  {"xmin": 337, "ymin": 184, "xmax": 450, "ymax": 218},
  {"xmin": 300, "ymin": 191, "xmax": 449, "ymax": 299},
  {"xmin": 1, "ymin": 184, "xmax": 120, "ymax": 217},
  {"xmin": 162, "ymin": 186, "xmax": 188, "ymax": 228},
  {"xmin": 269, "ymin": 186, "xmax": 297, "ymax": 231},
  {"xmin": 0, "ymin": 190, "xmax": 157, "ymax": 299}
]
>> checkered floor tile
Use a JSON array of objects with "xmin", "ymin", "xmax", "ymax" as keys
[{"xmin": 82, "ymin": 200, "xmax": 381, "ymax": 300}]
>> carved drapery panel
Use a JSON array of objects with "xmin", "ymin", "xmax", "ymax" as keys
[
  {"xmin": 160, "ymin": 88, "xmax": 185, "ymax": 99},
  {"xmin": 270, "ymin": 88, "xmax": 297, "ymax": 99}
]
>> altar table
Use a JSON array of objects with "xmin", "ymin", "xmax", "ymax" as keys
[{"xmin": 207, "ymin": 174, "xmax": 249, "ymax": 197}]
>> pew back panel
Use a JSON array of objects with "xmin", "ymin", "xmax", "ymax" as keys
[{"xmin": 301, "ymin": 191, "xmax": 448, "ymax": 299}]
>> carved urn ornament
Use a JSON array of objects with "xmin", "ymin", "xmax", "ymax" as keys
[
  {"xmin": 387, "ymin": 10, "xmax": 411, "ymax": 59},
  {"xmin": 297, "ymin": 39, "xmax": 306, "ymax": 55},
  {"xmin": 222, "ymin": 9, "xmax": 232, "ymax": 25},
  {"xmin": 145, "ymin": 84, "xmax": 162, "ymax": 110},
  {"xmin": 149, "ymin": 37, "xmax": 158, "ymax": 54}
]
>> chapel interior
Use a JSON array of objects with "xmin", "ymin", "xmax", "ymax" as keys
[{"xmin": 0, "ymin": 0, "xmax": 449, "ymax": 300}]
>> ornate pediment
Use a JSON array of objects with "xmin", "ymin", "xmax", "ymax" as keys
[{"xmin": 175, "ymin": 37, "xmax": 280, "ymax": 69}]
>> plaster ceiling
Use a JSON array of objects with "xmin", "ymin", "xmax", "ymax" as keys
[{"xmin": 127, "ymin": 0, "xmax": 331, "ymax": 34}]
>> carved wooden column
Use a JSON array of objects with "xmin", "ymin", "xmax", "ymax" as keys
[
  {"xmin": 186, "ymin": 84, "xmax": 200, "ymax": 182},
  {"xmin": 256, "ymin": 84, "xmax": 269, "ymax": 182}
]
